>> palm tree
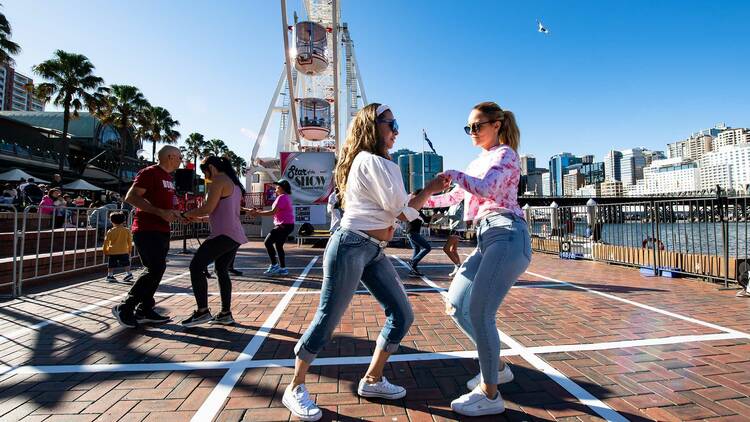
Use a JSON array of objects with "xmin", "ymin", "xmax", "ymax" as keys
[
  {"xmin": 225, "ymin": 150, "xmax": 247, "ymax": 177},
  {"xmin": 33, "ymin": 50, "xmax": 106, "ymax": 173},
  {"xmin": 138, "ymin": 104, "xmax": 181, "ymax": 161},
  {"xmin": 203, "ymin": 138, "xmax": 229, "ymax": 156},
  {"xmin": 93, "ymin": 85, "xmax": 150, "ymax": 157},
  {"xmin": 0, "ymin": 4, "xmax": 20, "ymax": 65},
  {"xmin": 183, "ymin": 132, "xmax": 207, "ymax": 170}
]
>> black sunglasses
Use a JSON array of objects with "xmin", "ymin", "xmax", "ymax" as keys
[
  {"xmin": 464, "ymin": 120, "xmax": 497, "ymax": 135},
  {"xmin": 377, "ymin": 118, "xmax": 399, "ymax": 133}
]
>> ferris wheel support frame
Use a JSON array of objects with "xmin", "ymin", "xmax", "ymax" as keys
[{"xmin": 280, "ymin": 0, "xmax": 300, "ymax": 145}]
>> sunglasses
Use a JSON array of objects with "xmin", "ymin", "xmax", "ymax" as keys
[
  {"xmin": 377, "ymin": 118, "xmax": 399, "ymax": 133},
  {"xmin": 463, "ymin": 120, "xmax": 497, "ymax": 135}
]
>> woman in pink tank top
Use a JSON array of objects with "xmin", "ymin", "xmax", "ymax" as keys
[
  {"xmin": 248, "ymin": 179, "xmax": 295, "ymax": 276},
  {"xmin": 181, "ymin": 156, "xmax": 248, "ymax": 327}
]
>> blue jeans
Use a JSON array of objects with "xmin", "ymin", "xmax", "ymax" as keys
[
  {"xmin": 295, "ymin": 228, "xmax": 414, "ymax": 363},
  {"xmin": 447, "ymin": 213, "xmax": 531, "ymax": 384},
  {"xmin": 407, "ymin": 231, "xmax": 432, "ymax": 268}
]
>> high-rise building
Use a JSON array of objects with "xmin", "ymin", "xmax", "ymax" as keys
[
  {"xmin": 620, "ymin": 148, "xmax": 646, "ymax": 186},
  {"xmin": 667, "ymin": 124, "xmax": 725, "ymax": 161},
  {"xmin": 524, "ymin": 168, "xmax": 548, "ymax": 196},
  {"xmin": 391, "ymin": 148, "xmax": 414, "ymax": 190},
  {"xmin": 604, "ymin": 150, "xmax": 622, "ymax": 182},
  {"xmin": 714, "ymin": 128, "xmax": 750, "ymax": 150},
  {"xmin": 1, "ymin": 64, "xmax": 45, "ymax": 111},
  {"xmin": 541, "ymin": 172, "xmax": 551, "ymax": 196},
  {"xmin": 581, "ymin": 154, "xmax": 594, "ymax": 164},
  {"xmin": 548, "ymin": 152, "xmax": 580, "ymax": 196},
  {"xmin": 580, "ymin": 162, "xmax": 605, "ymax": 186},
  {"xmin": 408, "ymin": 151, "xmax": 443, "ymax": 193},
  {"xmin": 563, "ymin": 170, "xmax": 585, "ymax": 196},
  {"xmin": 699, "ymin": 144, "xmax": 750, "ymax": 192},
  {"xmin": 519, "ymin": 154, "xmax": 535, "ymax": 175},
  {"xmin": 600, "ymin": 180, "xmax": 624, "ymax": 197},
  {"xmin": 635, "ymin": 157, "xmax": 700, "ymax": 195},
  {"xmin": 643, "ymin": 150, "xmax": 667, "ymax": 166}
]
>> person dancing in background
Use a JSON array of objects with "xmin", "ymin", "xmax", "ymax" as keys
[
  {"xmin": 425, "ymin": 101, "xmax": 530, "ymax": 417},
  {"xmin": 249, "ymin": 180, "xmax": 295, "ymax": 276},
  {"xmin": 181, "ymin": 156, "xmax": 248, "ymax": 327}
]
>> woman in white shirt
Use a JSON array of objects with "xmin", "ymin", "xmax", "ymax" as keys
[{"xmin": 282, "ymin": 104, "xmax": 448, "ymax": 421}]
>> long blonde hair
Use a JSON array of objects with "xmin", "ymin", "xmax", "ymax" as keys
[
  {"xmin": 474, "ymin": 101, "xmax": 520, "ymax": 151},
  {"xmin": 335, "ymin": 103, "xmax": 388, "ymax": 207}
]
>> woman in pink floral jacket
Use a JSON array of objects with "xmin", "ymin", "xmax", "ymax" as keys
[{"xmin": 425, "ymin": 101, "xmax": 531, "ymax": 417}]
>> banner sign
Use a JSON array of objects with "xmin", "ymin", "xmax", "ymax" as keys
[
  {"xmin": 294, "ymin": 205, "xmax": 327, "ymax": 224},
  {"xmin": 280, "ymin": 151, "xmax": 336, "ymax": 204}
]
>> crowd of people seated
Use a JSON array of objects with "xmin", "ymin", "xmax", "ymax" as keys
[{"xmin": 0, "ymin": 175, "xmax": 130, "ymax": 232}]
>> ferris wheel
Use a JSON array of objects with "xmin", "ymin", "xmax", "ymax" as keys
[{"xmin": 248, "ymin": 0, "xmax": 367, "ymax": 183}]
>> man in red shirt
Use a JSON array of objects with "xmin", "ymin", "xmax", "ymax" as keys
[{"xmin": 112, "ymin": 145, "xmax": 182, "ymax": 328}]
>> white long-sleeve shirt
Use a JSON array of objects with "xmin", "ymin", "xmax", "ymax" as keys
[{"xmin": 340, "ymin": 151, "xmax": 419, "ymax": 231}]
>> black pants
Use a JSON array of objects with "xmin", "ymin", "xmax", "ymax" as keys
[
  {"xmin": 189, "ymin": 235, "xmax": 240, "ymax": 312},
  {"xmin": 122, "ymin": 231, "xmax": 170, "ymax": 312},
  {"xmin": 264, "ymin": 224, "xmax": 294, "ymax": 268}
]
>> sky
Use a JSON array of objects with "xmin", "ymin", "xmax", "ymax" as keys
[{"xmin": 5, "ymin": 0, "xmax": 750, "ymax": 175}]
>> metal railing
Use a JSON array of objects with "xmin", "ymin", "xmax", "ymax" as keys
[
  {"xmin": 526, "ymin": 195, "xmax": 750, "ymax": 286},
  {"xmin": 0, "ymin": 205, "xmax": 139, "ymax": 297},
  {"xmin": 0, "ymin": 203, "xmax": 266, "ymax": 298}
]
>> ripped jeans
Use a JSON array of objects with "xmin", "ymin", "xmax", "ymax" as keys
[{"xmin": 446, "ymin": 212, "xmax": 531, "ymax": 384}]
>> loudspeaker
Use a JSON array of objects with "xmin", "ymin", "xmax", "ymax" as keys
[{"xmin": 174, "ymin": 169, "xmax": 195, "ymax": 193}]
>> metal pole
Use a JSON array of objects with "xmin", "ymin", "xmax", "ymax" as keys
[
  {"xmin": 331, "ymin": 0, "xmax": 340, "ymax": 153},
  {"xmin": 718, "ymin": 185, "xmax": 730, "ymax": 288},
  {"xmin": 280, "ymin": 0, "xmax": 300, "ymax": 145}
]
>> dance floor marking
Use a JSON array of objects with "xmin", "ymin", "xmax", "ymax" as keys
[{"xmin": 2, "ymin": 251, "xmax": 749, "ymax": 421}]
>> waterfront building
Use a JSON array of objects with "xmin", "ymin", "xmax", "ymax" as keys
[
  {"xmin": 600, "ymin": 180, "xmax": 624, "ymax": 197},
  {"xmin": 699, "ymin": 144, "xmax": 750, "ymax": 192},
  {"xmin": 549, "ymin": 152, "xmax": 581, "ymax": 196},
  {"xmin": 635, "ymin": 157, "xmax": 701, "ymax": 195},
  {"xmin": 604, "ymin": 150, "xmax": 622, "ymax": 182},
  {"xmin": 520, "ymin": 154, "xmax": 535, "ymax": 175},
  {"xmin": 620, "ymin": 148, "xmax": 646, "ymax": 186},
  {"xmin": 541, "ymin": 172, "xmax": 551, "ymax": 196},
  {"xmin": 714, "ymin": 127, "xmax": 750, "ymax": 150}
]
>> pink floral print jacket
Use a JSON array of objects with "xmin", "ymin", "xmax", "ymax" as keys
[{"xmin": 425, "ymin": 144, "xmax": 524, "ymax": 221}]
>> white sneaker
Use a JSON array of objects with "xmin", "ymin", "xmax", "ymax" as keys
[
  {"xmin": 451, "ymin": 385, "xmax": 505, "ymax": 417},
  {"xmin": 282, "ymin": 384, "xmax": 322, "ymax": 421},
  {"xmin": 357, "ymin": 376, "xmax": 406, "ymax": 399},
  {"xmin": 448, "ymin": 265, "xmax": 460, "ymax": 277},
  {"xmin": 466, "ymin": 364, "xmax": 514, "ymax": 390},
  {"xmin": 736, "ymin": 290, "xmax": 750, "ymax": 297},
  {"xmin": 263, "ymin": 264, "xmax": 280, "ymax": 275}
]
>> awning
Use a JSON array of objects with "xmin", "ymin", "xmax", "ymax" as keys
[{"xmin": 62, "ymin": 179, "xmax": 104, "ymax": 191}]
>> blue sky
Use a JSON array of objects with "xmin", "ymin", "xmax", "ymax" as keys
[{"xmin": 5, "ymin": 0, "xmax": 749, "ymax": 174}]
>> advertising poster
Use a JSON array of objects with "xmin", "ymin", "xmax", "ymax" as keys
[{"xmin": 280, "ymin": 151, "xmax": 336, "ymax": 204}]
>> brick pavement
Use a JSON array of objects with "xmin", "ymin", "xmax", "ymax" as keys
[{"xmin": 1, "ymin": 240, "xmax": 750, "ymax": 421}]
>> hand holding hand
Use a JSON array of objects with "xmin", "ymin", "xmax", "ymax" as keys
[
  {"xmin": 159, "ymin": 208, "xmax": 178, "ymax": 223},
  {"xmin": 425, "ymin": 173, "xmax": 452, "ymax": 193}
]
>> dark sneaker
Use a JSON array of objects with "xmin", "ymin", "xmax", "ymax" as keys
[
  {"xmin": 112, "ymin": 305, "xmax": 137, "ymax": 328},
  {"xmin": 181, "ymin": 309, "xmax": 212, "ymax": 327},
  {"xmin": 123, "ymin": 273, "xmax": 134, "ymax": 282},
  {"xmin": 228, "ymin": 269, "xmax": 243, "ymax": 276},
  {"xmin": 209, "ymin": 311, "xmax": 235, "ymax": 325},
  {"xmin": 408, "ymin": 269, "xmax": 425, "ymax": 277},
  {"xmin": 134, "ymin": 308, "xmax": 172, "ymax": 324},
  {"xmin": 106, "ymin": 275, "xmax": 117, "ymax": 283}
]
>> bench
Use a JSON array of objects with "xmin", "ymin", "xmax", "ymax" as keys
[{"xmin": 296, "ymin": 230, "xmax": 331, "ymax": 247}]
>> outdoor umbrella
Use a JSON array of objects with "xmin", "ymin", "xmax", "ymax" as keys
[
  {"xmin": 62, "ymin": 179, "xmax": 104, "ymax": 191},
  {"xmin": 0, "ymin": 168, "xmax": 50, "ymax": 184}
]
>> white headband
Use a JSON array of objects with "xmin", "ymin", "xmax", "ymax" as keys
[{"xmin": 376, "ymin": 104, "xmax": 390, "ymax": 117}]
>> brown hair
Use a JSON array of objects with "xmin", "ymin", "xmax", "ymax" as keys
[
  {"xmin": 334, "ymin": 103, "xmax": 388, "ymax": 207},
  {"xmin": 473, "ymin": 101, "xmax": 520, "ymax": 151}
]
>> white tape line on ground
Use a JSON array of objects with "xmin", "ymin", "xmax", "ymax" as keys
[
  {"xmin": 391, "ymin": 255, "xmax": 627, "ymax": 422},
  {"xmin": 4, "ymin": 331, "xmax": 747, "ymax": 377},
  {"xmin": 191, "ymin": 256, "xmax": 319, "ymax": 422},
  {"xmin": 0, "ymin": 270, "xmax": 191, "ymax": 343},
  {"xmin": 526, "ymin": 270, "xmax": 750, "ymax": 339}
]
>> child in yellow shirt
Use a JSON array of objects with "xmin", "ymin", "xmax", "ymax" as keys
[{"xmin": 103, "ymin": 212, "xmax": 133, "ymax": 282}]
